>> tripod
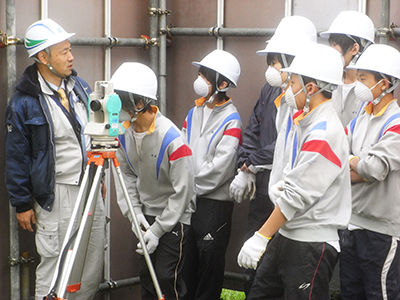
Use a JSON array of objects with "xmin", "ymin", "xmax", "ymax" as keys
[{"xmin": 45, "ymin": 148, "xmax": 164, "ymax": 300}]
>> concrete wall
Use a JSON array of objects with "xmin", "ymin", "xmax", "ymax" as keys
[{"xmin": 1, "ymin": 1, "xmax": 399, "ymax": 299}]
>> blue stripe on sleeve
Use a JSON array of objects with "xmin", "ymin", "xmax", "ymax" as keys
[
  {"xmin": 207, "ymin": 112, "xmax": 241, "ymax": 153},
  {"xmin": 156, "ymin": 126, "xmax": 180, "ymax": 178}
]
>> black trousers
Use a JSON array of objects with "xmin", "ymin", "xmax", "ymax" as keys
[
  {"xmin": 140, "ymin": 216, "xmax": 190, "ymax": 300},
  {"xmin": 185, "ymin": 197, "xmax": 234, "ymax": 300},
  {"xmin": 248, "ymin": 233, "xmax": 338, "ymax": 300},
  {"xmin": 339, "ymin": 229, "xmax": 400, "ymax": 300},
  {"xmin": 243, "ymin": 192, "xmax": 275, "ymax": 296}
]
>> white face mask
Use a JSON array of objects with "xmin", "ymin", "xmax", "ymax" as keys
[
  {"xmin": 193, "ymin": 75, "xmax": 211, "ymax": 97},
  {"xmin": 265, "ymin": 66, "xmax": 283, "ymax": 87},
  {"xmin": 354, "ymin": 79, "xmax": 383, "ymax": 103},
  {"xmin": 284, "ymin": 86, "xmax": 303, "ymax": 110}
]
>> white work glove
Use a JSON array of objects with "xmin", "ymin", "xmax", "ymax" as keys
[
  {"xmin": 269, "ymin": 179, "xmax": 284, "ymax": 204},
  {"xmin": 130, "ymin": 214, "xmax": 150, "ymax": 238},
  {"xmin": 237, "ymin": 231, "xmax": 270, "ymax": 270},
  {"xmin": 136, "ymin": 229, "xmax": 159, "ymax": 255},
  {"xmin": 229, "ymin": 170, "xmax": 256, "ymax": 203},
  {"xmin": 247, "ymin": 172, "xmax": 256, "ymax": 200}
]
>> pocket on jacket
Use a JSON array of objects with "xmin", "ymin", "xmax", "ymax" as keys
[{"xmin": 35, "ymin": 222, "xmax": 60, "ymax": 258}]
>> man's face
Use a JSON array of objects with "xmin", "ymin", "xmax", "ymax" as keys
[
  {"xmin": 288, "ymin": 74, "xmax": 305, "ymax": 109},
  {"xmin": 47, "ymin": 39, "xmax": 74, "ymax": 77},
  {"xmin": 268, "ymin": 57, "xmax": 289, "ymax": 86},
  {"xmin": 356, "ymin": 70, "xmax": 385, "ymax": 98}
]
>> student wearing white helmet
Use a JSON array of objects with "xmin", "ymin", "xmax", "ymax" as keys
[
  {"xmin": 342, "ymin": 44, "xmax": 400, "ymax": 300},
  {"xmin": 181, "ymin": 49, "xmax": 242, "ymax": 300},
  {"xmin": 111, "ymin": 62, "xmax": 195, "ymax": 300},
  {"xmin": 230, "ymin": 15, "xmax": 317, "ymax": 296},
  {"xmin": 320, "ymin": 10, "xmax": 376, "ymax": 126},
  {"xmin": 5, "ymin": 19, "xmax": 105, "ymax": 300},
  {"xmin": 237, "ymin": 43, "xmax": 351, "ymax": 300}
]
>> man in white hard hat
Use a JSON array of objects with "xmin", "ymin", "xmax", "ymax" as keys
[
  {"xmin": 230, "ymin": 15, "xmax": 317, "ymax": 296},
  {"xmin": 182, "ymin": 49, "xmax": 242, "ymax": 300},
  {"xmin": 5, "ymin": 19, "xmax": 105, "ymax": 300},
  {"xmin": 237, "ymin": 43, "xmax": 351, "ymax": 299},
  {"xmin": 111, "ymin": 62, "xmax": 195, "ymax": 300},
  {"xmin": 342, "ymin": 44, "xmax": 400, "ymax": 300},
  {"xmin": 320, "ymin": 10, "xmax": 376, "ymax": 127}
]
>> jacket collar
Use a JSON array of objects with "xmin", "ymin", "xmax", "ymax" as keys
[{"xmin": 15, "ymin": 63, "xmax": 78, "ymax": 97}]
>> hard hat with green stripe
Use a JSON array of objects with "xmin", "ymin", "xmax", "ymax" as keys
[{"xmin": 24, "ymin": 19, "xmax": 75, "ymax": 58}]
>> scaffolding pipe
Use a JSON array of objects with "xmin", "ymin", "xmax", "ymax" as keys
[
  {"xmin": 104, "ymin": 0, "xmax": 112, "ymax": 80},
  {"xmin": 6, "ymin": 1, "xmax": 20, "ymax": 299},
  {"xmin": 69, "ymin": 36, "xmax": 146, "ymax": 47},
  {"xmin": 168, "ymin": 27, "xmax": 276, "ymax": 37},
  {"xmin": 285, "ymin": 0, "xmax": 293, "ymax": 17},
  {"xmin": 358, "ymin": 0, "xmax": 367, "ymax": 14},
  {"xmin": 41, "ymin": 0, "xmax": 48, "ymax": 19},
  {"xmin": 158, "ymin": 0, "xmax": 167, "ymax": 114},
  {"xmin": 103, "ymin": 3, "xmax": 112, "ymax": 300},
  {"xmin": 216, "ymin": 0, "xmax": 224, "ymax": 50},
  {"xmin": 378, "ymin": 0, "xmax": 390, "ymax": 44},
  {"xmin": 149, "ymin": 0, "xmax": 159, "ymax": 75}
]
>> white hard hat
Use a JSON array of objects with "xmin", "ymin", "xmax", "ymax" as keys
[
  {"xmin": 320, "ymin": 11, "xmax": 375, "ymax": 43},
  {"xmin": 281, "ymin": 43, "xmax": 343, "ymax": 86},
  {"xmin": 192, "ymin": 49, "xmax": 241, "ymax": 87},
  {"xmin": 347, "ymin": 44, "xmax": 400, "ymax": 80},
  {"xmin": 256, "ymin": 31, "xmax": 315, "ymax": 57},
  {"xmin": 257, "ymin": 16, "xmax": 317, "ymax": 56},
  {"xmin": 24, "ymin": 19, "xmax": 75, "ymax": 58},
  {"xmin": 110, "ymin": 62, "xmax": 158, "ymax": 100}
]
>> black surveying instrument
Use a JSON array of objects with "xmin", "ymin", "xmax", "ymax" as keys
[{"xmin": 44, "ymin": 81, "xmax": 164, "ymax": 300}]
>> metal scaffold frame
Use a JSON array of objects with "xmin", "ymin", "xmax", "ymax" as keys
[{"xmin": 4, "ymin": 0, "xmax": 396, "ymax": 299}]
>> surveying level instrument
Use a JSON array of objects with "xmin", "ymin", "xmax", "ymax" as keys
[{"xmin": 44, "ymin": 82, "xmax": 165, "ymax": 300}]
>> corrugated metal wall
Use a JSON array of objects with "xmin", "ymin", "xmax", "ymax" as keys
[{"xmin": 1, "ymin": 1, "xmax": 399, "ymax": 299}]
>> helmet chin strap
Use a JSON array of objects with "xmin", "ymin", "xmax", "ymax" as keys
[
  {"xmin": 33, "ymin": 50, "xmax": 65, "ymax": 79},
  {"xmin": 299, "ymin": 75, "xmax": 336, "ymax": 115},
  {"xmin": 128, "ymin": 93, "xmax": 152, "ymax": 122},
  {"xmin": 46, "ymin": 63, "xmax": 64, "ymax": 79},
  {"xmin": 206, "ymin": 73, "xmax": 232, "ymax": 104},
  {"xmin": 372, "ymin": 77, "xmax": 400, "ymax": 106}
]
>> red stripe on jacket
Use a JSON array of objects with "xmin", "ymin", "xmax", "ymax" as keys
[
  {"xmin": 224, "ymin": 128, "xmax": 243, "ymax": 145},
  {"xmin": 384, "ymin": 124, "xmax": 400, "ymax": 136},
  {"xmin": 169, "ymin": 144, "xmax": 192, "ymax": 161},
  {"xmin": 301, "ymin": 140, "xmax": 341, "ymax": 168}
]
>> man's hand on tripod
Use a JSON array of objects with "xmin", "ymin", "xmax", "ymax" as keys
[
  {"xmin": 16, "ymin": 209, "xmax": 36, "ymax": 232},
  {"xmin": 136, "ymin": 229, "xmax": 159, "ymax": 255}
]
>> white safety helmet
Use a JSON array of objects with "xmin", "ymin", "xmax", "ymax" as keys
[
  {"xmin": 281, "ymin": 43, "xmax": 343, "ymax": 86},
  {"xmin": 320, "ymin": 11, "xmax": 375, "ymax": 44},
  {"xmin": 192, "ymin": 49, "xmax": 241, "ymax": 87},
  {"xmin": 25, "ymin": 19, "xmax": 75, "ymax": 58},
  {"xmin": 110, "ymin": 62, "xmax": 158, "ymax": 101},
  {"xmin": 257, "ymin": 15, "xmax": 317, "ymax": 56},
  {"xmin": 256, "ymin": 31, "xmax": 314, "ymax": 57},
  {"xmin": 347, "ymin": 44, "xmax": 400, "ymax": 80}
]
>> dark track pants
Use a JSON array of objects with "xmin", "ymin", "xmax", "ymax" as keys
[
  {"xmin": 248, "ymin": 233, "xmax": 338, "ymax": 300},
  {"xmin": 140, "ymin": 217, "xmax": 190, "ymax": 300},
  {"xmin": 186, "ymin": 197, "xmax": 234, "ymax": 300},
  {"xmin": 339, "ymin": 229, "xmax": 400, "ymax": 300}
]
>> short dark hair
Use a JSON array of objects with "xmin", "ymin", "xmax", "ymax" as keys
[
  {"xmin": 329, "ymin": 33, "xmax": 367, "ymax": 54},
  {"xmin": 199, "ymin": 66, "xmax": 229, "ymax": 101},
  {"xmin": 266, "ymin": 53, "xmax": 295, "ymax": 68},
  {"xmin": 301, "ymin": 75, "xmax": 333, "ymax": 99},
  {"xmin": 365, "ymin": 70, "xmax": 395, "ymax": 95}
]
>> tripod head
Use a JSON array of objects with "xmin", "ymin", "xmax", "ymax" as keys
[{"xmin": 84, "ymin": 81, "xmax": 124, "ymax": 149}]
